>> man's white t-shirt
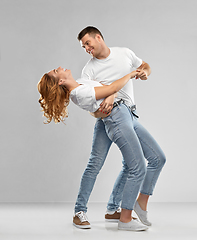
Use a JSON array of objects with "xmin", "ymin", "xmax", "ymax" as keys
[
  {"xmin": 70, "ymin": 79, "xmax": 104, "ymax": 112},
  {"xmin": 77, "ymin": 47, "xmax": 142, "ymax": 107}
]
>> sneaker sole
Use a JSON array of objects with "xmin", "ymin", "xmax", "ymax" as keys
[
  {"xmin": 73, "ymin": 222, "xmax": 91, "ymax": 229},
  {"xmin": 118, "ymin": 227, "xmax": 148, "ymax": 231},
  {"xmin": 105, "ymin": 219, "xmax": 119, "ymax": 223}
]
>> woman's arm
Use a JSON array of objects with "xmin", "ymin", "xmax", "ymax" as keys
[{"xmin": 94, "ymin": 71, "xmax": 137, "ymax": 100}]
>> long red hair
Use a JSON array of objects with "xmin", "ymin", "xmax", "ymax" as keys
[{"xmin": 37, "ymin": 73, "xmax": 70, "ymax": 124}]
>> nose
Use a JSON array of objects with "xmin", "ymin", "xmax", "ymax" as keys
[{"xmin": 85, "ymin": 46, "xmax": 90, "ymax": 53}]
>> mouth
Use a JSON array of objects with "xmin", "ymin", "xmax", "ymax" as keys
[{"xmin": 88, "ymin": 49, "xmax": 94, "ymax": 55}]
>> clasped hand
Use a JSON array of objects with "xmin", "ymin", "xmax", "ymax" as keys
[{"xmin": 136, "ymin": 69, "xmax": 148, "ymax": 80}]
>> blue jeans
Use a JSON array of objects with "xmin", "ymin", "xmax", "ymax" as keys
[{"xmin": 74, "ymin": 103, "xmax": 166, "ymax": 213}]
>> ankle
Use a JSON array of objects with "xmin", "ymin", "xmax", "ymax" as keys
[
  {"xmin": 137, "ymin": 194, "xmax": 149, "ymax": 211},
  {"xmin": 137, "ymin": 200, "xmax": 147, "ymax": 211},
  {"xmin": 120, "ymin": 216, "xmax": 132, "ymax": 223},
  {"xmin": 120, "ymin": 208, "xmax": 132, "ymax": 223}
]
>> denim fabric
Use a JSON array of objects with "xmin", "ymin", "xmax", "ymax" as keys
[
  {"xmin": 106, "ymin": 105, "xmax": 166, "ymax": 211},
  {"xmin": 74, "ymin": 117, "xmax": 112, "ymax": 213},
  {"xmin": 74, "ymin": 103, "xmax": 166, "ymax": 213}
]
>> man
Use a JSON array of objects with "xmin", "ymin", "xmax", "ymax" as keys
[{"xmin": 73, "ymin": 26, "xmax": 166, "ymax": 231}]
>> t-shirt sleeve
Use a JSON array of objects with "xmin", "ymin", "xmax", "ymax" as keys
[
  {"xmin": 81, "ymin": 60, "xmax": 94, "ymax": 80},
  {"xmin": 126, "ymin": 48, "xmax": 142, "ymax": 69},
  {"xmin": 70, "ymin": 85, "xmax": 101, "ymax": 112},
  {"xmin": 81, "ymin": 67, "xmax": 91, "ymax": 80},
  {"xmin": 76, "ymin": 85, "xmax": 95, "ymax": 108}
]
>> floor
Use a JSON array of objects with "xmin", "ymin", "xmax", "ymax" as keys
[{"xmin": 0, "ymin": 202, "xmax": 196, "ymax": 240}]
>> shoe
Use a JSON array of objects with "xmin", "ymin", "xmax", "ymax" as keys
[
  {"xmin": 73, "ymin": 211, "xmax": 91, "ymax": 229},
  {"xmin": 105, "ymin": 207, "xmax": 121, "ymax": 222},
  {"xmin": 134, "ymin": 201, "xmax": 152, "ymax": 226},
  {"xmin": 118, "ymin": 218, "xmax": 148, "ymax": 231}
]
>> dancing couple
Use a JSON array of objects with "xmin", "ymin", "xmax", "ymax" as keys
[{"xmin": 37, "ymin": 26, "xmax": 166, "ymax": 231}]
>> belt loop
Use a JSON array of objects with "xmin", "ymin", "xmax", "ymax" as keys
[
  {"xmin": 112, "ymin": 100, "xmax": 139, "ymax": 118},
  {"xmin": 112, "ymin": 99, "xmax": 124, "ymax": 109},
  {"xmin": 129, "ymin": 105, "xmax": 139, "ymax": 118}
]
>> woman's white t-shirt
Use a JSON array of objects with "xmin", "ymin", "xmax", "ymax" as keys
[{"xmin": 70, "ymin": 79, "xmax": 104, "ymax": 113}]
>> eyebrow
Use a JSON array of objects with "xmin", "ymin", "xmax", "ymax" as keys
[{"xmin": 53, "ymin": 69, "xmax": 56, "ymax": 74}]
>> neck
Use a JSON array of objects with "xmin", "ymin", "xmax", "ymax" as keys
[
  {"xmin": 63, "ymin": 77, "xmax": 80, "ymax": 92},
  {"xmin": 96, "ymin": 45, "xmax": 110, "ymax": 60}
]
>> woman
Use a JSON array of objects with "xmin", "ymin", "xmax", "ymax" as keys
[
  {"xmin": 37, "ymin": 66, "xmax": 138, "ymax": 123},
  {"xmin": 37, "ymin": 66, "xmax": 148, "ymax": 231}
]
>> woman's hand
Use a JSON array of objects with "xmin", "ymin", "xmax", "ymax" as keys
[
  {"xmin": 89, "ymin": 110, "xmax": 110, "ymax": 118},
  {"xmin": 99, "ymin": 94, "xmax": 115, "ymax": 113},
  {"xmin": 135, "ymin": 69, "xmax": 148, "ymax": 80},
  {"xmin": 129, "ymin": 70, "xmax": 136, "ymax": 80}
]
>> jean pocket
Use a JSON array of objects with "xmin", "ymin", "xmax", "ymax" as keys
[{"xmin": 109, "ymin": 106, "xmax": 121, "ymax": 117}]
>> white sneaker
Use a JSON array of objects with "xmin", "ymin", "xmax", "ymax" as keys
[
  {"xmin": 134, "ymin": 201, "xmax": 152, "ymax": 226},
  {"xmin": 118, "ymin": 218, "xmax": 148, "ymax": 231},
  {"xmin": 73, "ymin": 211, "xmax": 91, "ymax": 229}
]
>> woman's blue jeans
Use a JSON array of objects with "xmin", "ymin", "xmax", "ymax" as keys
[{"xmin": 74, "ymin": 103, "xmax": 166, "ymax": 213}]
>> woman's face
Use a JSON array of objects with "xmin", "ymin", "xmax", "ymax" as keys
[{"xmin": 48, "ymin": 67, "xmax": 71, "ymax": 81}]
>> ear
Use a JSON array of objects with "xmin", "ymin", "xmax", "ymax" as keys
[
  {"xmin": 59, "ymin": 79, "xmax": 63, "ymax": 85},
  {"xmin": 95, "ymin": 34, "xmax": 102, "ymax": 42}
]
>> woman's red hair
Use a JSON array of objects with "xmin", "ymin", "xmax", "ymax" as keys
[{"xmin": 37, "ymin": 73, "xmax": 70, "ymax": 124}]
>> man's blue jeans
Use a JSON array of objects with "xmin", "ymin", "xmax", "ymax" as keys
[{"xmin": 74, "ymin": 103, "xmax": 166, "ymax": 213}]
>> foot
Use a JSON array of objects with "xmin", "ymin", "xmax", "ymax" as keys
[
  {"xmin": 134, "ymin": 201, "xmax": 152, "ymax": 226},
  {"xmin": 73, "ymin": 211, "xmax": 91, "ymax": 229},
  {"xmin": 105, "ymin": 207, "xmax": 121, "ymax": 222},
  {"xmin": 118, "ymin": 218, "xmax": 148, "ymax": 231}
]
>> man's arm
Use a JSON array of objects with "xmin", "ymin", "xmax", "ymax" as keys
[{"xmin": 136, "ymin": 61, "xmax": 151, "ymax": 80}]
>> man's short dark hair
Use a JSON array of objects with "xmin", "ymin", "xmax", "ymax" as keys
[{"xmin": 77, "ymin": 26, "xmax": 104, "ymax": 41}]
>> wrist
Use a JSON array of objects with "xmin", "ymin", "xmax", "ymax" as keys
[
  {"xmin": 144, "ymin": 69, "xmax": 150, "ymax": 77},
  {"xmin": 130, "ymin": 71, "xmax": 136, "ymax": 79}
]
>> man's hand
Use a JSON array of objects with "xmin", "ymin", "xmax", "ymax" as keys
[
  {"xmin": 99, "ymin": 94, "xmax": 115, "ymax": 113},
  {"xmin": 136, "ymin": 61, "xmax": 151, "ymax": 80},
  {"xmin": 136, "ymin": 69, "xmax": 148, "ymax": 80}
]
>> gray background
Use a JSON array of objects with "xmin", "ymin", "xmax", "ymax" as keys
[{"xmin": 0, "ymin": 0, "xmax": 196, "ymax": 203}]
